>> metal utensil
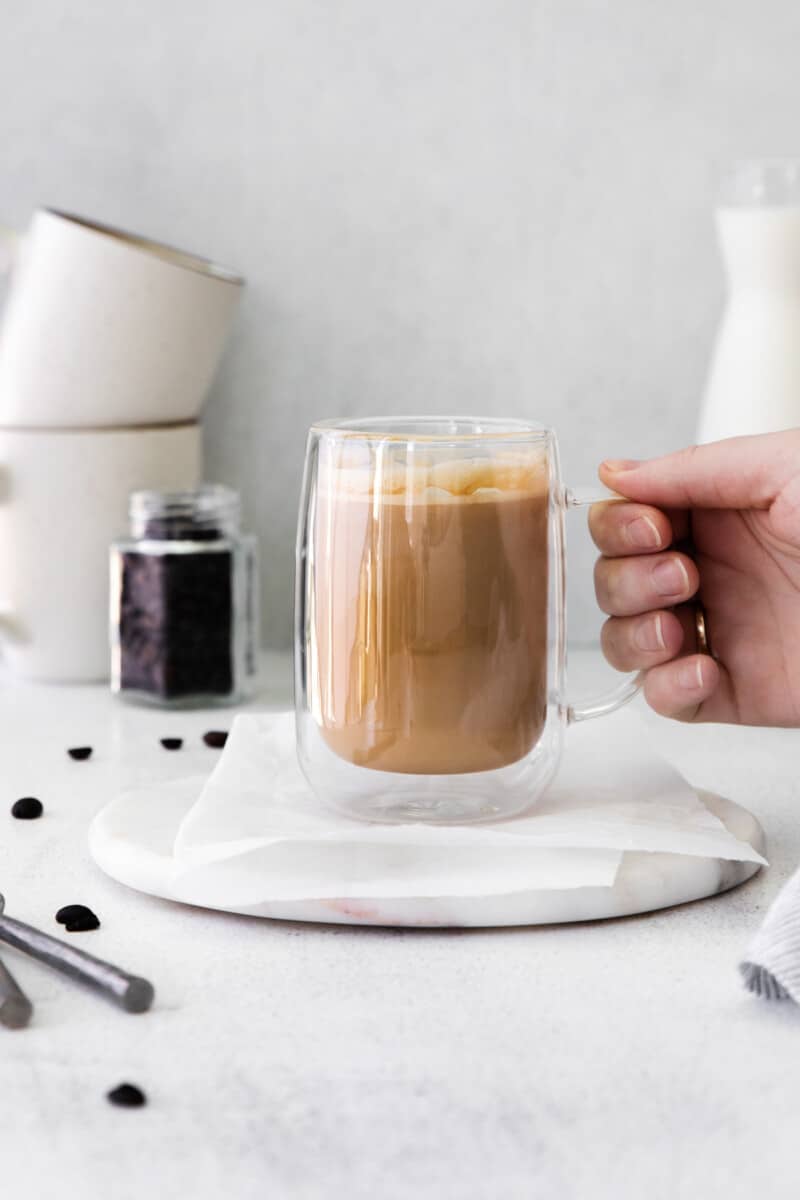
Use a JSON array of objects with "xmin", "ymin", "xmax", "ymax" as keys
[
  {"xmin": 0, "ymin": 954, "xmax": 33, "ymax": 1029},
  {"xmin": 0, "ymin": 894, "xmax": 154, "ymax": 1013}
]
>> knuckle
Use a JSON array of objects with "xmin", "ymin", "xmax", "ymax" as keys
[
  {"xmin": 593, "ymin": 558, "xmax": 618, "ymax": 613},
  {"xmin": 675, "ymin": 444, "xmax": 702, "ymax": 507},
  {"xmin": 588, "ymin": 503, "xmax": 613, "ymax": 548},
  {"xmin": 601, "ymin": 618, "xmax": 630, "ymax": 669}
]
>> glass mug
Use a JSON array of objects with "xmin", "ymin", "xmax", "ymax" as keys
[{"xmin": 294, "ymin": 417, "xmax": 640, "ymax": 823}]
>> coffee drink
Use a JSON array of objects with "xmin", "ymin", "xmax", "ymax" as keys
[{"xmin": 307, "ymin": 452, "xmax": 549, "ymax": 774}]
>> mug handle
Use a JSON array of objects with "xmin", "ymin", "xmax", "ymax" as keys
[{"xmin": 562, "ymin": 485, "xmax": 644, "ymax": 723}]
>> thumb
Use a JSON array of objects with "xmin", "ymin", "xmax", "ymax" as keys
[{"xmin": 599, "ymin": 431, "xmax": 800, "ymax": 510}]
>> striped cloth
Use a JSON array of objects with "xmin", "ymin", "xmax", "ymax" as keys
[{"xmin": 740, "ymin": 866, "xmax": 800, "ymax": 1002}]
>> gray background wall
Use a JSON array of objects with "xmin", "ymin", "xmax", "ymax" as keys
[{"xmin": 1, "ymin": 0, "xmax": 797, "ymax": 650}]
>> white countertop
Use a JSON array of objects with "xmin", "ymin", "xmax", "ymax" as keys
[{"xmin": 2, "ymin": 650, "xmax": 799, "ymax": 1200}]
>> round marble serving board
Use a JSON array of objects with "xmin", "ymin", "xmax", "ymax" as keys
[{"xmin": 88, "ymin": 784, "xmax": 766, "ymax": 927}]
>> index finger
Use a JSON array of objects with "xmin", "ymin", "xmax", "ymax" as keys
[
  {"xmin": 598, "ymin": 432, "xmax": 799, "ymax": 510},
  {"xmin": 589, "ymin": 501, "xmax": 681, "ymax": 557}
]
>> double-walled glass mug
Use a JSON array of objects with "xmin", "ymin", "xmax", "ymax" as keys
[{"xmin": 294, "ymin": 417, "xmax": 640, "ymax": 824}]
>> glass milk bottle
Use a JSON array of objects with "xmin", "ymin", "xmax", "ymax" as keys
[{"xmin": 698, "ymin": 159, "xmax": 800, "ymax": 443}]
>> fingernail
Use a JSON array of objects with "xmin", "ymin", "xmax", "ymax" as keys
[
  {"xmin": 652, "ymin": 556, "xmax": 689, "ymax": 597},
  {"xmin": 625, "ymin": 516, "xmax": 661, "ymax": 549},
  {"xmin": 601, "ymin": 459, "xmax": 642, "ymax": 473},
  {"xmin": 678, "ymin": 659, "xmax": 705, "ymax": 690},
  {"xmin": 634, "ymin": 613, "xmax": 666, "ymax": 652}
]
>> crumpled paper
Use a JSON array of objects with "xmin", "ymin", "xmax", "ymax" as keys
[{"xmin": 163, "ymin": 710, "xmax": 765, "ymax": 906}]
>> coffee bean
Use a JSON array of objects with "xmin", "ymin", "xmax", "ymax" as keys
[
  {"xmin": 107, "ymin": 1083, "xmax": 147, "ymax": 1108},
  {"xmin": 11, "ymin": 797, "xmax": 43, "ymax": 820},
  {"xmin": 56, "ymin": 904, "xmax": 99, "ymax": 929},
  {"xmin": 68, "ymin": 747, "xmax": 93, "ymax": 761},
  {"xmin": 203, "ymin": 730, "xmax": 228, "ymax": 749},
  {"xmin": 56, "ymin": 904, "xmax": 100, "ymax": 932},
  {"xmin": 160, "ymin": 738, "xmax": 183, "ymax": 751}
]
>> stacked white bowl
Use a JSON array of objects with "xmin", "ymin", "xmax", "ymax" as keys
[{"xmin": 0, "ymin": 209, "xmax": 243, "ymax": 681}]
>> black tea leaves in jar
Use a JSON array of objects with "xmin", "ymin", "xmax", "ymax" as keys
[{"xmin": 111, "ymin": 486, "xmax": 259, "ymax": 707}]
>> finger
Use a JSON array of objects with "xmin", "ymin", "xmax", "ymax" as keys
[
  {"xmin": 599, "ymin": 430, "xmax": 800, "ymax": 510},
  {"xmin": 643, "ymin": 654, "xmax": 721, "ymax": 722},
  {"xmin": 601, "ymin": 609, "xmax": 684, "ymax": 671},
  {"xmin": 594, "ymin": 551, "xmax": 699, "ymax": 617},
  {"xmin": 589, "ymin": 502, "xmax": 673, "ymax": 557}
]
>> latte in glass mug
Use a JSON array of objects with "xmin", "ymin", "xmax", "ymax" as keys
[
  {"xmin": 310, "ymin": 454, "xmax": 549, "ymax": 774},
  {"xmin": 295, "ymin": 417, "xmax": 640, "ymax": 824}
]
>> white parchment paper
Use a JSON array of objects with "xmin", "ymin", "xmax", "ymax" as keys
[{"xmin": 165, "ymin": 710, "xmax": 765, "ymax": 904}]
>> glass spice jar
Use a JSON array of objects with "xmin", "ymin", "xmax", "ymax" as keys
[{"xmin": 110, "ymin": 486, "xmax": 259, "ymax": 707}]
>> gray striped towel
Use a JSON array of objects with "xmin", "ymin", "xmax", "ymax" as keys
[{"xmin": 740, "ymin": 865, "xmax": 800, "ymax": 1002}]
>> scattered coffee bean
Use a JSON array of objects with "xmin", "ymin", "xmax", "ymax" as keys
[
  {"xmin": 56, "ymin": 904, "xmax": 100, "ymax": 932},
  {"xmin": 68, "ymin": 746, "xmax": 93, "ymax": 761},
  {"xmin": 56, "ymin": 904, "xmax": 99, "ymax": 926},
  {"xmin": 107, "ymin": 1083, "xmax": 147, "ymax": 1108},
  {"xmin": 11, "ymin": 797, "xmax": 43, "ymax": 820},
  {"xmin": 160, "ymin": 737, "xmax": 183, "ymax": 751},
  {"xmin": 203, "ymin": 730, "xmax": 228, "ymax": 749}
]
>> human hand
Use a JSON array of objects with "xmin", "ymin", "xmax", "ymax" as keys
[{"xmin": 591, "ymin": 431, "xmax": 800, "ymax": 725}]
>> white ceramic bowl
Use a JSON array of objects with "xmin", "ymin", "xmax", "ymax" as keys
[{"xmin": 0, "ymin": 209, "xmax": 243, "ymax": 428}]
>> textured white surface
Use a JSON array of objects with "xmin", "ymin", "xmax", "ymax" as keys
[
  {"xmin": 1, "ymin": 650, "xmax": 799, "ymax": 1200},
  {"xmin": 4, "ymin": 1, "xmax": 800, "ymax": 645}
]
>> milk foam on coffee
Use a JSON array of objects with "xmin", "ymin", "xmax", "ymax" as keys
[{"xmin": 308, "ymin": 452, "xmax": 550, "ymax": 775}]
